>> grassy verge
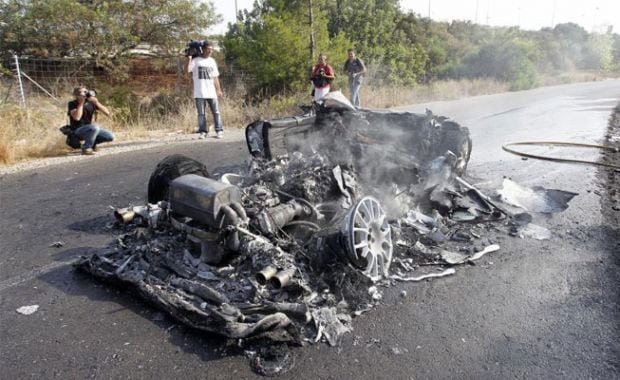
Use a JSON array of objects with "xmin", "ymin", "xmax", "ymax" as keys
[{"xmin": 0, "ymin": 74, "xmax": 611, "ymax": 165}]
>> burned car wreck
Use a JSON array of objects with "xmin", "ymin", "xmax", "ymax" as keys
[{"xmin": 77, "ymin": 93, "xmax": 486, "ymax": 350}]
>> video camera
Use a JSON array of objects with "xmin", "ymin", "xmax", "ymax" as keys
[
  {"xmin": 185, "ymin": 40, "xmax": 205, "ymax": 58},
  {"xmin": 311, "ymin": 68, "xmax": 330, "ymax": 87}
]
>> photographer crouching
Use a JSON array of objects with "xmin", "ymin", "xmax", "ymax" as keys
[{"xmin": 67, "ymin": 86, "xmax": 114, "ymax": 155}]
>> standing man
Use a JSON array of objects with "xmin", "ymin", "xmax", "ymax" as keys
[
  {"xmin": 310, "ymin": 54, "xmax": 335, "ymax": 104},
  {"xmin": 343, "ymin": 49, "xmax": 367, "ymax": 107},
  {"xmin": 68, "ymin": 86, "xmax": 114, "ymax": 155},
  {"xmin": 188, "ymin": 40, "xmax": 224, "ymax": 139}
]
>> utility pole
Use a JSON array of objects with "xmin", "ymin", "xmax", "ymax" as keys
[
  {"xmin": 550, "ymin": 0, "xmax": 557, "ymax": 28},
  {"xmin": 486, "ymin": 0, "xmax": 490, "ymax": 25},
  {"xmin": 428, "ymin": 0, "xmax": 431, "ymax": 18},
  {"xmin": 309, "ymin": 0, "xmax": 315, "ymax": 61},
  {"xmin": 592, "ymin": 6, "xmax": 599, "ymax": 33},
  {"xmin": 475, "ymin": 0, "xmax": 479, "ymax": 24}
]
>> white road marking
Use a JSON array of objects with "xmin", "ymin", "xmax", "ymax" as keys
[{"xmin": 0, "ymin": 259, "xmax": 76, "ymax": 293}]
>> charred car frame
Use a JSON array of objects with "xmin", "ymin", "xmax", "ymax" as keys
[{"xmin": 77, "ymin": 93, "xmax": 473, "ymax": 344}]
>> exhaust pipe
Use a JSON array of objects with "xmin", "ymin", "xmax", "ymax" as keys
[
  {"xmin": 270, "ymin": 269, "xmax": 296, "ymax": 289},
  {"xmin": 114, "ymin": 208, "xmax": 136, "ymax": 224},
  {"xmin": 256, "ymin": 266, "xmax": 278, "ymax": 286}
]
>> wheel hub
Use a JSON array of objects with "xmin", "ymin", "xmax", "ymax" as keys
[{"xmin": 342, "ymin": 196, "xmax": 393, "ymax": 281}]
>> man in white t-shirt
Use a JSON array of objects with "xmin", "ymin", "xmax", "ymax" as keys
[{"xmin": 187, "ymin": 40, "xmax": 224, "ymax": 139}]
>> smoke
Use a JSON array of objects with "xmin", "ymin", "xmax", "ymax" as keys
[{"xmin": 278, "ymin": 107, "xmax": 471, "ymax": 217}]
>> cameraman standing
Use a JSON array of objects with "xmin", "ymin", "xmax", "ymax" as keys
[
  {"xmin": 187, "ymin": 40, "xmax": 224, "ymax": 139},
  {"xmin": 343, "ymin": 49, "xmax": 366, "ymax": 107},
  {"xmin": 68, "ymin": 86, "xmax": 114, "ymax": 155},
  {"xmin": 310, "ymin": 54, "xmax": 335, "ymax": 104}
]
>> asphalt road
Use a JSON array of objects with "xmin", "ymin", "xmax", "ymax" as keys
[{"xmin": 1, "ymin": 79, "xmax": 619, "ymax": 379}]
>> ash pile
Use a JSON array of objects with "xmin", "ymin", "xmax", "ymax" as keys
[{"xmin": 76, "ymin": 94, "xmax": 570, "ymax": 370}]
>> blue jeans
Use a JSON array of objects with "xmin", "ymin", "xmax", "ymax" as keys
[
  {"xmin": 349, "ymin": 80, "xmax": 362, "ymax": 107},
  {"xmin": 195, "ymin": 98, "xmax": 223, "ymax": 133},
  {"xmin": 74, "ymin": 124, "xmax": 114, "ymax": 149}
]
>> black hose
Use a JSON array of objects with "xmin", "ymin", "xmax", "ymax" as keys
[
  {"xmin": 502, "ymin": 141, "xmax": 620, "ymax": 169},
  {"xmin": 221, "ymin": 205, "xmax": 240, "ymax": 251},
  {"xmin": 283, "ymin": 220, "xmax": 321, "ymax": 231},
  {"xmin": 230, "ymin": 201, "xmax": 248, "ymax": 222},
  {"xmin": 274, "ymin": 189, "xmax": 318, "ymax": 220}
]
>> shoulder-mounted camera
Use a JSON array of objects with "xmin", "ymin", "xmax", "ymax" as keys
[{"xmin": 185, "ymin": 40, "xmax": 205, "ymax": 58}]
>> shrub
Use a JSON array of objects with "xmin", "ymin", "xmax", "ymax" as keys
[{"xmin": 147, "ymin": 91, "xmax": 191, "ymax": 116}]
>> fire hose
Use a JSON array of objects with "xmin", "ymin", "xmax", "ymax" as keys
[{"xmin": 501, "ymin": 141, "xmax": 620, "ymax": 169}]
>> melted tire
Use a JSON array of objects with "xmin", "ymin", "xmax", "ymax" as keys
[{"xmin": 147, "ymin": 154, "xmax": 210, "ymax": 203}]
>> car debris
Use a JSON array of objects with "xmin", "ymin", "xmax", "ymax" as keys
[
  {"xmin": 247, "ymin": 344, "xmax": 296, "ymax": 377},
  {"xmin": 390, "ymin": 267, "xmax": 456, "ymax": 282},
  {"xmin": 16, "ymin": 305, "xmax": 39, "ymax": 315},
  {"xmin": 74, "ymin": 93, "xmax": 577, "ymax": 374},
  {"xmin": 519, "ymin": 223, "xmax": 552, "ymax": 240},
  {"xmin": 440, "ymin": 244, "xmax": 501, "ymax": 265},
  {"xmin": 497, "ymin": 178, "xmax": 578, "ymax": 213}
]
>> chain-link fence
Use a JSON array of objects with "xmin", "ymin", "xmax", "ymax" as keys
[{"xmin": 1, "ymin": 55, "xmax": 255, "ymax": 109}]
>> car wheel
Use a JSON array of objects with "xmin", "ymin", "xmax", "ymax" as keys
[
  {"xmin": 147, "ymin": 154, "xmax": 210, "ymax": 203},
  {"xmin": 342, "ymin": 196, "xmax": 393, "ymax": 281}
]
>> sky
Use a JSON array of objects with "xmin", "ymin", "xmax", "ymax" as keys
[{"xmin": 208, "ymin": 0, "xmax": 620, "ymax": 35}]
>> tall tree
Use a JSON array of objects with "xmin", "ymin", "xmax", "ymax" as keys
[
  {"xmin": 326, "ymin": 1, "xmax": 428, "ymax": 86},
  {"xmin": 0, "ymin": 0, "xmax": 221, "ymax": 74},
  {"xmin": 224, "ymin": 0, "xmax": 350, "ymax": 94}
]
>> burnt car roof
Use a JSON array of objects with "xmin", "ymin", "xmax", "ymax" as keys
[{"xmin": 245, "ymin": 91, "xmax": 472, "ymax": 181}]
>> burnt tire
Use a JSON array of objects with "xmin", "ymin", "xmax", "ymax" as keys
[{"xmin": 147, "ymin": 154, "xmax": 209, "ymax": 203}]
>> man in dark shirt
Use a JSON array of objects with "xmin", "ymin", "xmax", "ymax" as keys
[
  {"xmin": 343, "ymin": 49, "xmax": 367, "ymax": 108},
  {"xmin": 67, "ymin": 86, "xmax": 114, "ymax": 155}
]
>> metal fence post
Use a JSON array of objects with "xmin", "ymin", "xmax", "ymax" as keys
[{"xmin": 14, "ymin": 55, "xmax": 26, "ymax": 109}]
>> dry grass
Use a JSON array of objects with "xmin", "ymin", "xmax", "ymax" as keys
[
  {"xmin": 359, "ymin": 78, "xmax": 510, "ymax": 108},
  {"xmin": 539, "ymin": 71, "xmax": 605, "ymax": 87},
  {"xmin": 0, "ymin": 90, "xmax": 309, "ymax": 165},
  {"xmin": 0, "ymin": 102, "xmax": 68, "ymax": 164}
]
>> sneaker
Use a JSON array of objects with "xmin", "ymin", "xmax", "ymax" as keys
[
  {"xmin": 82, "ymin": 148, "xmax": 95, "ymax": 155},
  {"xmin": 198, "ymin": 132, "xmax": 208, "ymax": 139},
  {"xmin": 92, "ymin": 145, "xmax": 98, "ymax": 152},
  {"xmin": 216, "ymin": 131, "xmax": 224, "ymax": 139}
]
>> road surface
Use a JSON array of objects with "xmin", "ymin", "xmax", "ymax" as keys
[{"xmin": 1, "ymin": 79, "xmax": 619, "ymax": 379}]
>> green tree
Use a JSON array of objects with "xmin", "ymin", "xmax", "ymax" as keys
[
  {"xmin": 531, "ymin": 29, "xmax": 568, "ymax": 72},
  {"xmin": 551, "ymin": 22, "xmax": 590, "ymax": 70},
  {"xmin": 0, "ymin": 0, "xmax": 220, "ymax": 77},
  {"xmin": 582, "ymin": 33, "xmax": 614, "ymax": 71},
  {"xmin": 460, "ymin": 34, "xmax": 540, "ymax": 90},
  {"xmin": 326, "ymin": 2, "xmax": 429, "ymax": 86},
  {"xmin": 612, "ymin": 34, "xmax": 620, "ymax": 69},
  {"xmin": 224, "ymin": 0, "xmax": 350, "ymax": 94},
  {"xmin": 326, "ymin": 0, "xmax": 399, "ymax": 62}
]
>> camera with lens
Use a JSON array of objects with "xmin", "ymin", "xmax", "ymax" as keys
[
  {"xmin": 85, "ymin": 89, "xmax": 97, "ymax": 98},
  {"xmin": 318, "ymin": 68, "xmax": 326, "ymax": 77},
  {"xmin": 185, "ymin": 40, "xmax": 204, "ymax": 58}
]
